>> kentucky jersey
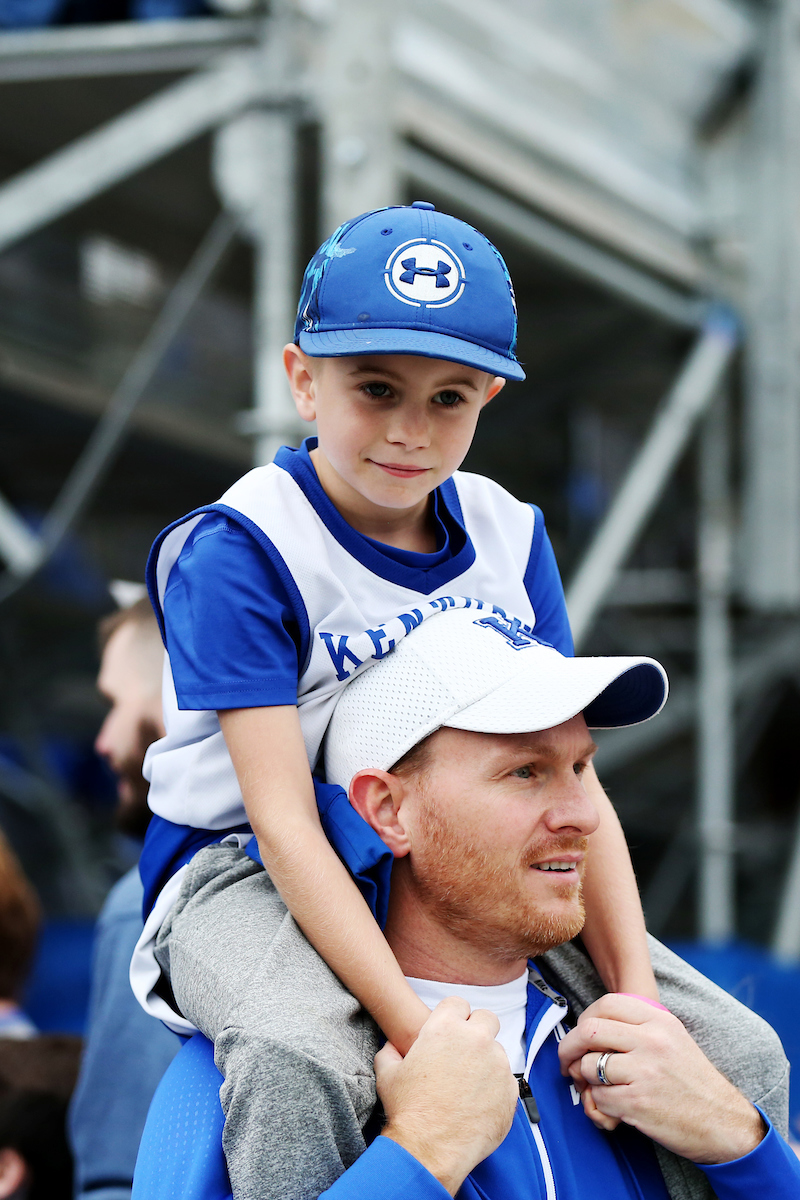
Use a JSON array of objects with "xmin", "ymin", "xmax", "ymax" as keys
[{"xmin": 143, "ymin": 438, "xmax": 573, "ymax": 833}]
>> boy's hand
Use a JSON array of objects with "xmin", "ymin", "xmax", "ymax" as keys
[
  {"xmin": 558, "ymin": 994, "xmax": 765, "ymax": 1163},
  {"xmin": 376, "ymin": 997, "xmax": 517, "ymax": 1195}
]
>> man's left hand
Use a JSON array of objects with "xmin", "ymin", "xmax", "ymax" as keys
[{"xmin": 557, "ymin": 994, "xmax": 766, "ymax": 1165}]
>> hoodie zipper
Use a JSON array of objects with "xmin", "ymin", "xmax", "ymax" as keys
[{"xmin": 522, "ymin": 978, "xmax": 569, "ymax": 1200}]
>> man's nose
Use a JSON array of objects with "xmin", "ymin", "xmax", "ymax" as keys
[
  {"xmin": 545, "ymin": 772, "xmax": 600, "ymax": 836},
  {"xmin": 94, "ymin": 714, "xmax": 113, "ymax": 763}
]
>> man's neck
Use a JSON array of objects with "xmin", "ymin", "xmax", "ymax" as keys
[{"xmin": 385, "ymin": 880, "xmax": 529, "ymax": 986}]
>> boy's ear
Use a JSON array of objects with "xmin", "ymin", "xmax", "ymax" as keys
[
  {"xmin": 349, "ymin": 769, "xmax": 411, "ymax": 857},
  {"xmin": 283, "ymin": 343, "xmax": 317, "ymax": 422},
  {"xmin": 483, "ymin": 376, "xmax": 505, "ymax": 406}
]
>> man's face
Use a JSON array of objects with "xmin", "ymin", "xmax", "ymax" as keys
[
  {"xmin": 288, "ymin": 350, "xmax": 504, "ymax": 523},
  {"xmin": 394, "ymin": 715, "xmax": 600, "ymax": 965},
  {"xmin": 95, "ymin": 623, "xmax": 164, "ymax": 838}
]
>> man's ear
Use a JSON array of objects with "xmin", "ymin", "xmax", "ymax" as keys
[
  {"xmin": 349, "ymin": 769, "xmax": 411, "ymax": 857},
  {"xmin": 283, "ymin": 343, "xmax": 317, "ymax": 422},
  {"xmin": 0, "ymin": 1147, "xmax": 28, "ymax": 1199}
]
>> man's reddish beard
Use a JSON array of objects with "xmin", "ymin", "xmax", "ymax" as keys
[
  {"xmin": 112, "ymin": 716, "xmax": 161, "ymax": 839},
  {"xmin": 409, "ymin": 789, "xmax": 588, "ymax": 962}
]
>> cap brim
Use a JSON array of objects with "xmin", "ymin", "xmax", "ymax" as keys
[
  {"xmin": 445, "ymin": 655, "xmax": 668, "ymax": 736},
  {"xmin": 298, "ymin": 327, "xmax": 526, "ymax": 381}
]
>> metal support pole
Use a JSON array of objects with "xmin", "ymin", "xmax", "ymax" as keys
[
  {"xmin": 319, "ymin": 0, "xmax": 397, "ymax": 233},
  {"xmin": 0, "ymin": 46, "xmax": 283, "ymax": 257},
  {"xmin": 215, "ymin": 110, "xmax": 301, "ymax": 466},
  {"xmin": 773, "ymin": 797, "xmax": 800, "ymax": 961},
  {"xmin": 566, "ymin": 312, "xmax": 738, "ymax": 650},
  {"xmin": 697, "ymin": 392, "xmax": 735, "ymax": 944},
  {"xmin": 743, "ymin": 0, "xmax": 800, "ymax": 610},
  {"xmin": 0, "ymin": 492, "xmax": 43, "ymax": 576},
  {"xmin": 0, "ymin": 211, "xmax": 238, "ymax": 602}
]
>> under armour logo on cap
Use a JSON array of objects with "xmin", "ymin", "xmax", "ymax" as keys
[{"xmin": 385, "ymin": 238, "xmax": 466, "ymax": 308}]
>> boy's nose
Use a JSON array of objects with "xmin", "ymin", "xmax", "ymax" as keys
[{"xmin": 386, "ymin": 404, "xmax": 431, "ymax": 450}]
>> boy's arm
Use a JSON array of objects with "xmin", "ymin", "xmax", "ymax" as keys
[
  {"xmin": 218, "ymin": 704, "xmax": 429, "ymax": 1054},
  {"xmin": 579, "ymin": 765, "xmax": 659, "ymax": 1001}
]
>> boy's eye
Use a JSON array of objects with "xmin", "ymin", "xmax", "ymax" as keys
[
  {"xmin": 511, "ymin": 765, "xmax": 532, "ymax": 779},
  {"xmin": 362, "ymin": 382, "xmax": 392, "ymax": 398},
  {"xmin": 432, "ymin": 389, "xmax": 465, "ymax": 408}
]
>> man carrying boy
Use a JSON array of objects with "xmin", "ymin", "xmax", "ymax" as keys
[
  {"xmin": 134, "ymin": 607, "xmax": 798, "ymax": 1200},
  {"xmin": 133, "ymin": 203, "xmax": 661, "ymax": 1194}
]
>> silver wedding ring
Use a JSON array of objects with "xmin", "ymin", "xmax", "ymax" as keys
[{"xmin": 596, "ymin": 1050, "xmax": 617, "ymax": 1086}]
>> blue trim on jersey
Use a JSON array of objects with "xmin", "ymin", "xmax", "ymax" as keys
[
  {"xmin": 439, "ymin": 475, "xmax": 464, "ymax": 525},
  {"xmin": 273, "ymin": 439, "xmax": 477, "ymax": 594},
  {"xmin": 139, "ymin": 816, "xmax": 250, "ymax": 921},
  {"xmin": 524, "ymin": 505, "xmax": 573, "ymax": 657},
  {"xmin": 146, "ymin": 504, "xmax": 312, "ymax": 674}
]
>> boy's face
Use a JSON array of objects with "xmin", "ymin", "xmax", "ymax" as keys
[{"xmin": 285, "ymin": 348, "xmax": 504, "ymax": 520}]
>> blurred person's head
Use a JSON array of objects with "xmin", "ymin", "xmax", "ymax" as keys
[
  {"xmin": 0, "ymin": 1034, "xmax": 81, "ymax": 1200},
  {"xmin": 95, "ymin": 598, "xmax": 164, "ymax": 839},
  {"xmin": 0, "ymin": 832, "xmax": 40, "ymax": 1008}
]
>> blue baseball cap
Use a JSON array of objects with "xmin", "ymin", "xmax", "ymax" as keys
[{"xmin": 294, "ymin": 202, "xmax": 525, "ymax": 381}]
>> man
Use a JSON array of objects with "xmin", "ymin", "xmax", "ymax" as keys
[
  {"xmin": 69, "ymin": 598, "xmax": 178, "ymax": 1200},
  {"xmin": 140, "ymin": 606, "xmax": 797, "ymax": 1199}
]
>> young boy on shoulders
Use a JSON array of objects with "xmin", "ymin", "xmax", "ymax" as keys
[{"xmin": 132, "ymin": 201, "xmax": 657, "ymax": 1193}]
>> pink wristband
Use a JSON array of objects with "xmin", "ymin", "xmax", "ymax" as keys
[{"xmin": 618, "ymin": 992, "xmax": 670, "ymax": 1012}]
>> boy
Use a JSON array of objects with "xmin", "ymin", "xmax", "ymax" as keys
[{"xmin": 132, "ymin": 202, "xmax": 657, "ymax": 1195}]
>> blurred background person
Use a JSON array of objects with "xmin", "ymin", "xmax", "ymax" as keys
[
  {"xmin": 69, "ymin": 598, "xmax": 178, "ymax": 1200},
  {"xmin": 0, "ymin": 1034, "xmax": 82, "ymax": 1200},
  {"xmin": 0, "ymin": 831, "xmax": 40, "ymax": 1041}
]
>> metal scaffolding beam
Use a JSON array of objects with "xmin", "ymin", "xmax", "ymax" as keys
[
  {"xmin": 403, "ymin": 147, "xmax": 706, "ymax": 329},
  {"xmin": 0, "ymin": 16, "xmax": 264, "ymax": 81},
  {"xmin": 216, "ymin": 110, "xmax": 302, "ymax": 467},
  {"xmin": 697, "ymin": 394, "xmax": 735, "ymax": 943},
  {"xmin": 0, "ymin": 492, "xmax": 43, "ymax": 576},
  {"xmin": 742, "ymin": 0, "xmax": 800, "ymax": 610},
  {"xmin": 0, "ymin": 41, "xmax": 294, "ymax": 257},
  {"xmin": 319, "ymin": 0, "xmax": 398, "ymax": 233},
  {"xmin": 567, "ymin": 313, "xmax": 737, "ymax": 649}
]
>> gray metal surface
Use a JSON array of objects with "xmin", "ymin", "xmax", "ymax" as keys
[
  {"xmin": 742, "ymin": 0, "xmax": 800, "ymax": 610},
  {"xmin": 403, "ymin": 147, "xmax": 706, "ymax": 328},
  {"xmin": 0, "ymin": 43, "xmax": 294, "ymax": 258},
  {"xmin": 0, "ymin": 212, "xmax": 238, "ymax": 601},
  {"xmin": 0, "ymin": 16, "xmax": 264, "ymax": 81},
  {"xmin": 697, "ymin": 396, "xmax": 735, "ymax": 943},
  {"xmin": 566, "ymin": 314, "xmax": 737, "ymax": 650}
]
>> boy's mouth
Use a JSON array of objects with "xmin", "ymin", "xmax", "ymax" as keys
[{"xmin": 371, "ymin": 461, "xmax": 431, "ymax": 478}]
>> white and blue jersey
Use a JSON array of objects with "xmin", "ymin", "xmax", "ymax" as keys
[
  {"xmin": 142, "ymin": 437, "xmax": 570, "ymax": 871},
  {"xmin": 133, "ymin": 437, "xmax": 573, "ymax": 1026}
]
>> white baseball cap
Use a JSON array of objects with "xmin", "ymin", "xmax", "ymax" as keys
[{"xmin": 324, "ymin": 607, "xmax": 668, "ymax": 789}]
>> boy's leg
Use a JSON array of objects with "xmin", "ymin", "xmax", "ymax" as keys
[{"xmin": 155, "ymin": 844, "xmax": 380, "ymax": 1200}]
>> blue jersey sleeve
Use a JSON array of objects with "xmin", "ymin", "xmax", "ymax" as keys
[
  {"xmin": 697, "ymin": 1113, "xmax": 800, "ymax": 1199},
  {"xmin": 163, "ymin": 513, "xmax": 303, "ymax": 711},
  {"xmin": 524, "ymin": 507, "xmax": 573, "ymax": 657},
  {"xmin": 320, "ymin": 1136, "xmax": 449, "ymax": 1200}
]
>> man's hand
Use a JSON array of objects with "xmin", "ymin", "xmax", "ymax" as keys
[
  {"xmin": 376, "ymin": 996, "xmax": 518, "ymax": 1195},
  {"xmin": 558, "ymin": 994, "xmax": 766, "ymax": 1164}
]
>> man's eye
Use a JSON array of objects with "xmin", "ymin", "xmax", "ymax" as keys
[
  {"xmin": 432, "ymin": 390, "xmax": 465, "ymax": 408},
  {"xmin": 511, "ymin": 765, "xmax": 532, "ymax": 779},
  {"xmin": 363, "ymin": 382, "xmax": 392, "ymax": 398},
  {"xmin": 574, "ymin": 762, "xmax": 586, "ymax": 776}
]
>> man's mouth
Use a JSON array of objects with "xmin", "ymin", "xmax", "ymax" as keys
[{"xmin": 534, "ymin": 861, "xmax": 576, "ymax": 872}]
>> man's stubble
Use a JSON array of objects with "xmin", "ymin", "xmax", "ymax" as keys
[{"xmin": 410, "ymin": 787, "xmax": 588, "ymax": 963}]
